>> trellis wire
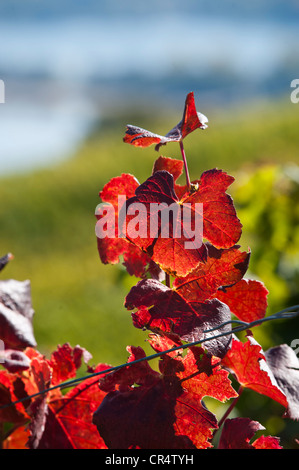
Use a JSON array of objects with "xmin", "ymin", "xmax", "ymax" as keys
[{"xmin": 0, "ymin": 305, "xmax": 298, "ymax": 411}]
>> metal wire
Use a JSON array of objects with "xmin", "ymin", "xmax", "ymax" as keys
[{"xmin": 0, "ymin": 306, "xmax": 298, "ymax": 411}]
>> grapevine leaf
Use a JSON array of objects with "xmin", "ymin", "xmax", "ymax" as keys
[
  {"xmin": 98, "ymin": 346, "xmax": 160, "ymax": 393},
  {"xmin": 7, "ymin": 345, "xmax": 108, "ymax": 449},
  {"xmin": 94, "ymin": 379, "xmax": 198, "ymax": 449},
  {"xmin": 125, "ymin": 278, "xmax": 232, "ymax": 358},
  {"xmin": 152, "ymin": 155, "xmax": 187, "ymax": 199},
  {"xmin": 123, "ymin": 92, "xmax": 208, "ymax": 151},
  {"xmin": 221, "ymin": 335, "xmax": 288, "ymax": 408},
  {"xmin": 0, "ymin": 370, "xmax": 30, "ymax": 424},
  {"xmin": 96, "ymin": 173, "xmax": 160, "ymax": 278},
  {"xmin": 123, "ymin": 170, "xmax": 207, "ymax": 277},
  {"xmin": 48, "ymin": 343, "xmax": 92, "ymax": 387},
  {"xmin": 218, "ymin": 417, "xmax": 282, "ymax": 449},
  {"xmin": 174, "ymin": 243, "xmax": 250, "ymax": 302},
  {"xmin": 215, "ymin": 279, "xmax": 269, "ymax": 322},
  {"xmin": 265, "ymin": 344, "xmax": 299, "ymax": 420},
  {"xmin": 153, "ymin": 156, "xmax": 184, "ymax": 183},
  {"xmin": 3, "ymin": 426, "xmax": 30, "ymax": 449},
  {"xmin": 27, "ymin": 355, "xmax": 52, "ymax": 449},
  {"xmin": 0, "ymin": 349, "xmax": 30, "ymax": 373},
  {"xmin": 252, "ymin": 435, "xmax": 283, "ymax": 449},
  {"xmin": 124, "ymin": 168, "xmax": 242, "ymax": 276},
  {"xmin": 93, "ymin": 342, "xmax": 235, "ymax": 449},
  {"xmin": 148, "ymin": 334, "xmax": 238, "ymax": 403},
  {"xmin": 187, "ymin": 168, "xmax": 242, "ymax": 249},
  {"xmin": 0, "ymin": 279, "xmax": 36, "ymax": 350},
  {"xmin": 36, "ymin": 364, "xmax": 109, "ymax": 449}
]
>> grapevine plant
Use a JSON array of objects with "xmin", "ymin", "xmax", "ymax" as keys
[{"xmin": 1, "ymin": 93, "xmax": 299, "ymax": 449}]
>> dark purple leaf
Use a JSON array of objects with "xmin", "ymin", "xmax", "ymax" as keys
[
  {"xmin": 265, "ymin": 344, "xmax": 299, "ymax": 420},
  {"xmin": 0, "ymin": 279, "xmax": 36, "ymax": 350}
]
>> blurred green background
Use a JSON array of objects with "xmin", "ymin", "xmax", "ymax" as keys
[{"xmin": 1, "ymin": 0, "xmax": 299, "ymax": 448}]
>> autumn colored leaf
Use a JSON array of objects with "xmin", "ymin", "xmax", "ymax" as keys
[
  {"xmin": 123, "ymin": 168, "xmax": 241, "ymax": 276},
  {"xmin": 0, "ymin": 349, "xmax": 30, "ymax": 373},
  {"xmin": 123, "ymin": 92, "xmax": 208, "ymax": 151},
  {"xmin": 218, "ymin": 417, "xmax": 282, "ymax": 449},
  {"xmin": 93, "ymin": 341, "xmax": 236, "ymax": 449},
  {"xmin": 188, "ymin": 168, "xmax": 242, "ymax": 250},
  {"xmin": 221, "ymin": 335, "xmax": 288, "ymax": 408},
  {"xmin": 35, "ymin": 364, "xmax": 109, "ymax": 449},
  {"xmin": 153, "ymin": 156, "xmax": 184, "ymax": 183},
  {"xmin": 96, "ymin": 173, "xmax": 159, "ymax": 278},
  {"xmin": 48, "ymin": 343, "xmax": 92, "ymax": 387},
  {"xmin": 152, "ymin": 155, "xmax": 187, "ymax": 199},
  {"xmin": 252, "ymin": 435, "xmax": 283, "ymax": 449},
  {"xmin": 125, "ymin": 278, "xmax": 232, "ymax": 358},
  {"xmin": 265, "ymin": 344, "xmax": 299, "ymax": 420},
  {"xmin": 215, "ymin": 279, "xmax": 269, "ymax": 322},
  {"xmin": 94, "ymin": 377, "xmax": 198, "ymax": 449},
  {"xmin": 122, "ymin": 170, "xmax": 207, "ymax": 276},
  {"xmin": 2, "ymin": 425, "xmax": 30, "ymax": 449},
  {"xmin": 22, "ymin": 345, "xmax": 106, "ymax": 449},
  {"xmin": 27, "ymin": 353, "xmax": 53, "ymax": 449},
  {"xmin": 98, "ymin": 345, "xmax": 160, "ymax": 394},
  {"xmin": 0, "ymin": 370, "xmax": 30, "ymax": 424},
  {"xmin": 148, "ymin": 334, "xmax": 238, "ymax": 404},
  {"xmin": 0, "ymin": 279, "xmax": 36, "ymax": 350},
  {"xmin": 93, "ymin": 345, "xmax": 196, "ymax": 449},
  {"xmin": 0, "ymin": 343, "xmax": 108, "ymax": 449},
  {"xmin": 174, "ymin": 243, "xmax": 250, "ymax": 302}
]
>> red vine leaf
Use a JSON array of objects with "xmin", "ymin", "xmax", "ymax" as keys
[
  {"xmin": 93, "ymin": 342, "xmax": 235, "ymax": 449},
  {"xmin": 48, "ymin": 343, "xmax": 92, "ymax": 387},
  {"xmin": 0, "ymin": 279, "xmax": 36, "ymax": 350},
  {"xmin": 27, "ymin": 354, "xmax": 52, "ymax": 449},
  {"xmin": 0, "ymin": 370, "xmax": 30, "ymax": 424},
  {"xmin": 152, "ymin": 155, "xmax": 187, "ymax": 199},
  {"xmin": 36, "ymin": 364, "xmax": 109, "ymax": 449},
  {"xmin": 0, "ymin": 349, "xmax": 31, "ymax": 373},
  {"xmin": 123, "ymin": 170, "xmax": 207, "ymax": 276},
  {"xmin": 125, "ymin": 278, "xmax": 232, "ymax": 358},
  {"xmin": 3, "ymin": 426, "xmax": 30, "ymax": 449},
  {"xmin": 215, "ymin": 279, "xmax": 269, "ymax": 322},
  {"xmin": 148, "ymin": 334, "xmax": 238, "ymax": 403},
  {"xmin": 25, "ymin": 345, "xmax": 99, "ymax": 448},
  {"xmin": 123, "ymin": 92, "xmax": 208, "ymax": 151},
  {"xmin": 174, "ymin": 243, "xmax": 250, "ymax": 302},
  {"xmin": 153, "ymin": 156, "xmax": 184, "ymax": 182},
  {"xmin": 252, "ymin": 436, "xmax": 283, "ymax": 449},
  {"xmin": 221, "ymin": 335, "xmax": 288, "ymax": 408},
  {"xmin": 252, "ymin": 435, "xmax": 283, "ymax": 449},
  {"xmin": 0, "ymin": 344, "xmax": 106, "ymax": 449},
  {"xmin": 98, "ymin": 346, "xmax": 160, "ymax": 394},
  {"xmin": 218, "ymin": 417, "xmax": 282, "ymax": 449},
  {"xmin": 96, "ymin": 173, "xmax": 157, "ymax": 278},
  {"xmin": 124, "ymin": 168, "xmax": 241, "ymax": 276},
  {"xmin": 188, "ymin": 168, "xmax": 242, "ymax": 249}
]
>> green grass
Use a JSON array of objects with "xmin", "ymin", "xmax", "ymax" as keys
[{"xmin": 1, "ymin": 95, "xmax": 298, "ymax": 367}]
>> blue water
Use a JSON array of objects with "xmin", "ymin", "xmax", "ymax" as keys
[{"xmin": 0, "ymin": 12, "xmax": 298, "ymax": 175}]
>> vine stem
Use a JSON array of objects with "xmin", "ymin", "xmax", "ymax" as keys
[
  {"xmin": 165, "ymin": 273, "xmax": 170, "ymax": 288},
  {"xmin": 212, "ymin": 386, "xmax": 244, "ymax": 443},
  {"xmin": 218, "ymin": 386, "xmax": 243, "ymax": 429},
  {"xmin": 179, "ymin": 140, "xmax": 191, "ymax": 190}
]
